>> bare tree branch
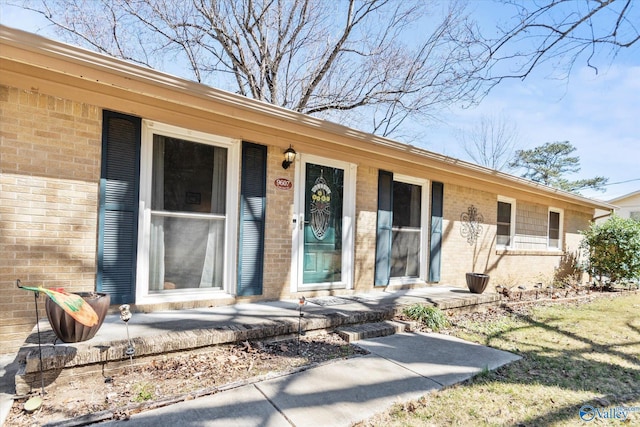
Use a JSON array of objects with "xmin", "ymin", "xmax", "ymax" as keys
[
  {"xmin": 18, "ymin": 0, "xmax": 489, "ymax": 138},
  {"xmin": 460, "ymin": 113, "xmax": 520, "ymax": 171},
  {"xmin": 485, "ymin": 0, "xmax": 640, "ymax": 83}
]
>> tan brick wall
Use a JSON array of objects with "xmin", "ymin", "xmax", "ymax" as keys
[
  {"xmin": 487, "ymin": 252, "xmax": 561, "ymax": 289},
  {"xmin": 354, "ymin": 166, "xmax": 378, "ymax": 291},
  {"xmin": 262, "ymin": 145, "xmax": 295, "ymax": 299},
  {"xmin": 565, "ymin": 209, "xmax": 592, "ymax": 251},
  {"xmin": 437, "ymin": 184, "xmax": 591, "ymax": 289},
  {"xmin": 440, "ymin": 184, "xmax": 497, "ymax": 286},
  {"xmin": 0, "ymin": 85, "xmax": 101, "ymax": 354}
]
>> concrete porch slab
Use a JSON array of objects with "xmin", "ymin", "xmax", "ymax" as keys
[{"xmin": 11, "ymin": 286, "xmax": 500, "ymax": 397}]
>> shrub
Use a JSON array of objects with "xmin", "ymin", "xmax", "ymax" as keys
[
  {"xmin": 580, "ymin": 216, "xmax": 640, "ymax": 285},
  {"xmin": 403, "ymin": 304, "xmax": 449, "ymax": 331}
]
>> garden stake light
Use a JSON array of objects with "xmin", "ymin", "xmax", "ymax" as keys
[
  {"xmin": 119, "ymin": 304, "xmax": 135, "ymax": 366},
  {"xmin": 17, "ymin": 280, "xmax": 45, "ymax": 412},
  {"xmin": 297, "ymin": 296, "xmax": 306, "ymax": 354},
  {"xmin": 534, "ymin": 283, "xmax": 542, "ymax": 299}
]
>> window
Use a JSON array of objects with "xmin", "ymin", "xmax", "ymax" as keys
[
  {"xmin": 548, "ymin": 208, "xmax": 563, "ymax": 249},
  {"xmin": 391, "ymin": 180, "xmax": 423, "ymax": 279},
  {"xmin": 149, "ymin": 136, "xmax": 227, "ymax": 291},
  {"xmin": 497, "ymin": 197, "xmax": 515, "ymax": 247},
  {"xmin": 374, "ymin": 172, "xmax": 428, "ymax": 286},
  {"xmin": 630, "ymin": 211, "xmax": 640, "ymax": 221},
  {"xmin": 138, "ymin": 121, "xmax": 239, "ymax": 301}
]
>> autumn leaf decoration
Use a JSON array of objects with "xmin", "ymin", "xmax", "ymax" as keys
[{"xmin": 18, "ymin": 283, "xmax": 98, "ymax": 327}]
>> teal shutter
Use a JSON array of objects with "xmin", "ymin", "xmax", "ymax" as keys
[
  {"xmin": 429, "ymin": 181, "xmax": 444, "ymax": 282},
  {"xmin": 97, "ymin": 111, "xmax": 141, "ymax": 304},
  {"xmin": 374, "ymin": 170, "xmax": 393, "ymax": 286},
  {"xmin": 238, "ymin": 142, "xmax": 267, "ymax": 296}
]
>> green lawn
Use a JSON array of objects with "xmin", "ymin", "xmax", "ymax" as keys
[{"xmin": 359, "ymin": 293, "xmax": 640, "ymax": 426}]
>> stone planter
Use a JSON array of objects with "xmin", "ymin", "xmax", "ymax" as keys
[
  {"xmin": 466, "ymin": 273, "xmax": 490, "ymax": 294},
  {"xmin": 45, "ymin": 292, "xmax": 110, "ymax": 343}
]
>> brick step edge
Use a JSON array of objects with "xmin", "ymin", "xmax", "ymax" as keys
[{"xmin": 335, "ymin": 320, "xmax": 416, "ymax": 343}]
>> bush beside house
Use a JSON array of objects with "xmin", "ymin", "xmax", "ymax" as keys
[{"xmin": 580, "ymin": 216, "xmax": 640, "ymax": 286}]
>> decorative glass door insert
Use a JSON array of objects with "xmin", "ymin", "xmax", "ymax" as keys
[{"xmin": 302, "ymin": 163, "xmax": 344, "ymax": 284}]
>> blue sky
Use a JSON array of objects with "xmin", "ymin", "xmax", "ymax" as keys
[
  {"xmin": 2, "ymin": 1, "xmax": 638, "ymax": 201},
  {"xmin": 428, "ymin": 60, "xmax": 640, "ymax": 200},
  {"xmin": 424, "ymin": 0, "xmax": 640, "ymax": 201}
]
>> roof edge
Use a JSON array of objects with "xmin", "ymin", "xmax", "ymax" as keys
[
  {"xmin": 0, "ymin": 25, "xmax": 615, "ymax": 211},
  {"xmin": 608, "ymin": 190, "xmax": 640, "ymax": 203}
]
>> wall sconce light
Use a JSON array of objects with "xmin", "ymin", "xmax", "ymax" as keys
[{"xmin": 282, "ymin": 145, "xmax": 297, "ymax": 169}]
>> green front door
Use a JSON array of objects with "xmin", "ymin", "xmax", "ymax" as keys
[{"xmin": 303, "ymin": 163, "xmax": 344, "ymax": 284}]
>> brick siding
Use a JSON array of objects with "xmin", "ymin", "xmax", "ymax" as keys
[
  {"xmin": 262, "ymin": 145, "xmax": 295, "ymax": 299},
  {"xmin": 0, "ymin": 85, "xmax": 101, "ymax": 354},
  {"xmin": 438, "ymin": 184, "xmax": 583, "ymax": 289},
  {"xmin": 354, "ymin": 166, "xmax": 378, "ymax": 291}
]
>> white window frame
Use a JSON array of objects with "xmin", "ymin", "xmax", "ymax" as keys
[
  {"xmin": 136, "ymin": 120, "xmax": 240, "ymax": 304},
  {"xmin": 548, "ymin": 207, "xmax": 564, "ymax": 250},
  {"xmin": 389, "ymin": 174, "xmax": 429, "ymax": 285},
  {"xmin": 290, "ymin": 153, "xmax": 357, "ymax": 292},
  {"xmin": 497, "ymin": 196, "xmax": 516, "ymax": 249}
]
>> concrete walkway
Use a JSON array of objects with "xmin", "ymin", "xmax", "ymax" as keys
[
  {"xmin": 0, "ymin": 354, "xmax": 19, "ymax": 426},
  {"xmin": 102, "ymin": 332, "xmax": 519, "ymax": 427},
  {"xmin": 1, "ymin": 286, "xmax": 513, "ymax": 426}
]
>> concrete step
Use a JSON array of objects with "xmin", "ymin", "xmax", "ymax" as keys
[{"xmin": 336, "ymin": 320, "xmax": 415, "ymax": 343}]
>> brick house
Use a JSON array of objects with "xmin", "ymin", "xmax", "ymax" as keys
[{"xmin": 0, "ymin": 26, "xmax": 613, "ymax": 354}]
